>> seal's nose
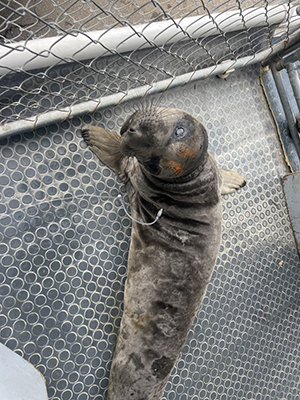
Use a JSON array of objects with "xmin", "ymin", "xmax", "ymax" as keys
[
  {"xmin": 126, "ymin": 126, "xmax": 139, "ymax": 137},
  {"xmin": 121, "ymin": 124, "xmax": 147, "ymax": 143},
  {"xmin": 120, "ymin": 118, "xmax": 152, "ymax": 148},
  {"xmin": 120, "ymin": 117, "xmax": 142, "ymax": 136},
  {"xmin": 120, "ymin": 122, "xmax": 151, "ymax": 157},
  {"xmin": 120, "ymin": 115, "xmax": 152, "ymax": 137},
  {"xmin": 120, "ymin": 124, "xmax": 137, "ymax": 136}
]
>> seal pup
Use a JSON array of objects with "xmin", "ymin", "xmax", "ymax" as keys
[{"xmin": 81, "ymin": 107, "xmax": 245, "ymax": 400}]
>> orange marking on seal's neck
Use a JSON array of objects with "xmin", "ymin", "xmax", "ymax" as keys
[
  {"xmin": 177, "ymin": 145, "xmax": 196, "ymax": 158},
  {"xmin": 165, "ymin": 160, "xmax": 183, "ymax": 176}
]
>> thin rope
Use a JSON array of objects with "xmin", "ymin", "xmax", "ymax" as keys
[{"xmin": 117, "ymin": 194, "xmax": 163, "ymax": 226}]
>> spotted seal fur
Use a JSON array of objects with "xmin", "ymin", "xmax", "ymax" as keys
[{"xmin": 82, "ymin": 107, "xmax": 246, "ymax": 399}]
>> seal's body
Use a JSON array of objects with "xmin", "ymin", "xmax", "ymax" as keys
[{"xmin": 82, "ymin": 108, "xmax": 245, "ymax": 400}]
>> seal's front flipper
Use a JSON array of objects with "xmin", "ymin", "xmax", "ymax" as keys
[
  {"xmin": 82, "ymin": 125, "xmax": 125, "ymax": 175},
  {"xmin": 219, "ymin": 169, "xmax": 246, "ymax": 195}
]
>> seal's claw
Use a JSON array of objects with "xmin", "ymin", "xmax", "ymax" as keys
[
  {"xmin": 80, "ymin": 124, "xmax": 124, "ymax": 175},
  {"xmin": 81, "ymin": 125, "xmax": 93, "ymax": 145},
  {"xmin": 81, "ymin": 124, "xmax": 117, "ymax": 148}
]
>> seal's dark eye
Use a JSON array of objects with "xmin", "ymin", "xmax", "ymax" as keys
[{"xmin": 174, "ymin": 127, "xmax": 186, "ymax": 138}]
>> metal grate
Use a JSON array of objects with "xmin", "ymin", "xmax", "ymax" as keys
[{"xmin": 0, "ymin": 65, "xmax": 300, "ymax": 400}]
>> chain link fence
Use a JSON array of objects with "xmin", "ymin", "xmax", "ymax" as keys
[
  {"xmin": 1, "ymin": 2, "xmax": 300, "ymax": 400},
  {"xmin": 0, "ymin": 1, "xmax": 300, "ymax": 137}
]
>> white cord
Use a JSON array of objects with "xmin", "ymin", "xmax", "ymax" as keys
[{"xmin": 117, "ymin": 194, "xmax": 163, "ymax": 226}]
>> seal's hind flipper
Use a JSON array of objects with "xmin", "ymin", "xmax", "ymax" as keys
[
  {"xmin": 219, "ymin": 169, "xmax": 246, "ymax": 195},
  {"xmin": 82, "ymin": 125, "xmax": 125, "ymax": 175}
]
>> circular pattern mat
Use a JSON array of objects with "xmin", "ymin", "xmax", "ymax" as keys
[{"xmin": 0, "ymin": 65, "xmax": 300, "ymax": 400}]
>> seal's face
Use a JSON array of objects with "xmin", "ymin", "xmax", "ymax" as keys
[{"xmin": 120, "ymin": 107, "xmax": 208, "ymax": 180}]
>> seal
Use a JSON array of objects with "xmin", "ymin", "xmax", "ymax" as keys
[{"xmin": 81, "ymin": 107, "xmax": 246, "ymax": 400}]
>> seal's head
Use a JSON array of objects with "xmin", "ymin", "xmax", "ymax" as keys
[{"xmin": 120, "ymin": 107, "xmax": 208, "ymax": 180}]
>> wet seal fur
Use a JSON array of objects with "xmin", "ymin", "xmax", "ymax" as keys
[{"xmin": 82, "ymin": 107, "xmax": 246, "ymax": 400}]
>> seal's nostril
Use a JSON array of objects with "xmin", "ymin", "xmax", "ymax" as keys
[
  {"xmin": 128, "ymin": 127, "xmax": 136, "ymax": 134},
  {"xmin": 120, "ymin": 125, "xmax": 136, "ymax": 136}
]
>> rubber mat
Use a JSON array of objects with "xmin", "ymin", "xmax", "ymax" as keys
[{"xmin": 0, "ymin": 65, "xmax": 299, "ymax": 400}]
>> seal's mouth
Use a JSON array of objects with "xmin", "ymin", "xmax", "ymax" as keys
[{"xmin": 141, "ymin": 156, "xmax": 161, "ymax": 175}]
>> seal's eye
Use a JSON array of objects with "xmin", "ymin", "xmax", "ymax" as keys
[{"xmin": 174, "ymin": 127, "xmax": 186, "ymax": 138}]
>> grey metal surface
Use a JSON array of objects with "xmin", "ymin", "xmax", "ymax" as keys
[
  {"xmin": 283, "ymin": 172, "xmax": 300, "ymax": 256},
  {"xmin": 270, "ymin": 63, "xmax": 300, "ymax": 161},
  {"xmin": 0, "ymin": 65, "xmax": 300, "ymax": 400},
  {"xmin": 262, "ymin": 66, "xmax": 300, "ymax": 173},
  {"xmin": 286, "ymin": 62, "xmax": 300, "ymax": 112}
]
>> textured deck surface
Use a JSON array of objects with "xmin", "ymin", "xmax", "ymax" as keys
[{"xmin": 0, "ymin": 65, "xmax": 300, "ymax": 400}]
